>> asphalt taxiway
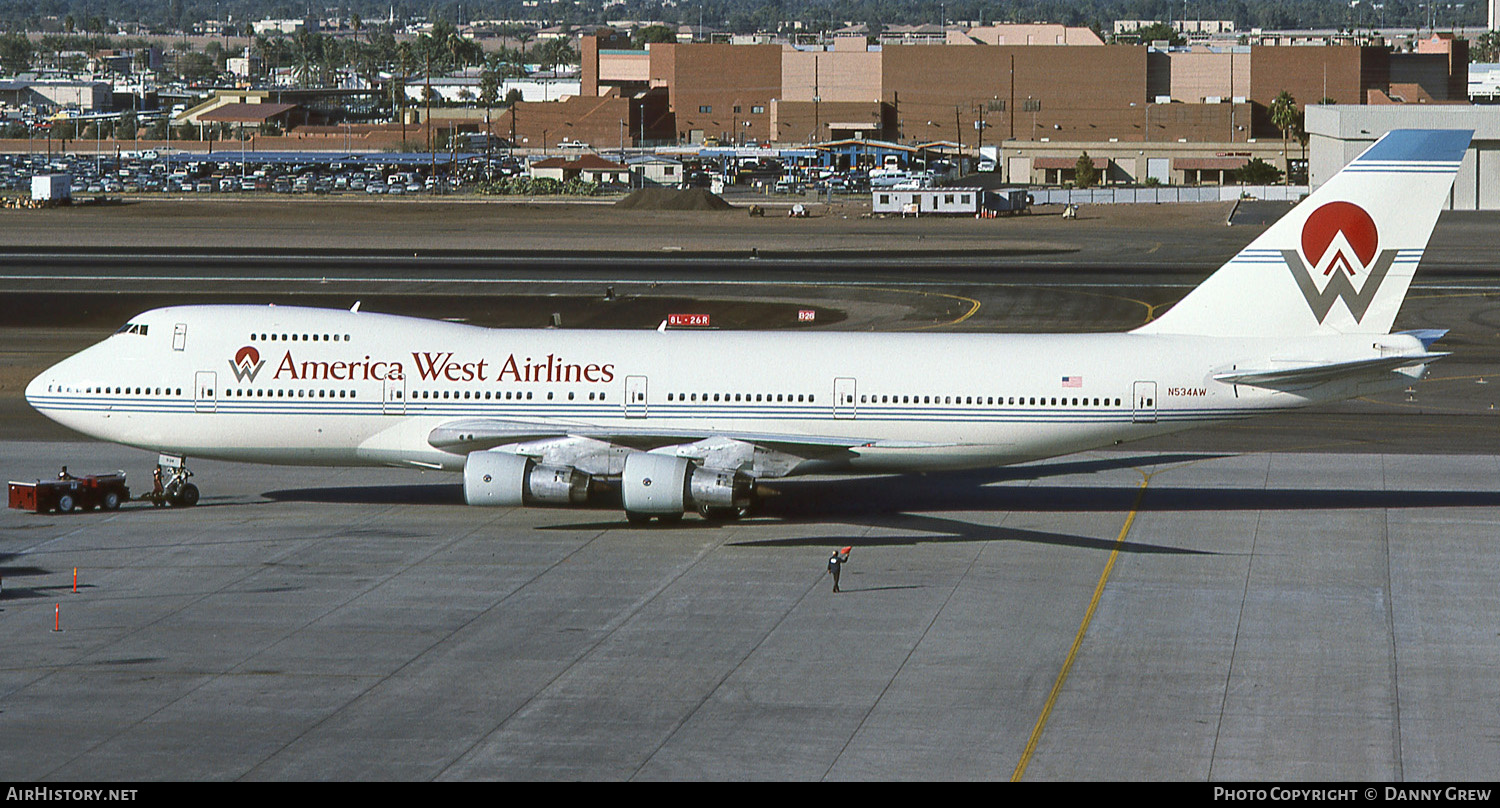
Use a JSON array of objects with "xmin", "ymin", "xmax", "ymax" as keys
[
  {"xmin": 2, "ymin": 201, "xmax": 1499, "ymax": 780},
  {"xmin": 3, "ymin": 443, "xmax": 1498, "ymax": 780}
]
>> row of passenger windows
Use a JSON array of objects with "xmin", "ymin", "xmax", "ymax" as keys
[
  {"xmin": 250, "ymin": 333, "xmax": 352, "ymax": 343},
  {"xmin": 407, "ymin": 389, "xmax": 608, "ymax": 401},
  {"xmin": 219, "ymin": 388, "xmax": 612, "ymax": 402},
  {"xmin": 226, "ymin": 388, "xmax": 356, "ymax": 399},
  {"xmin": 51, "ymin": 384, "xmax": 1127, "ymax": 411},
  {"xmin": 667, "ymin": 392, "xmax": 815, "ymax": 403},
  {"xmin": 52, "ymin": 385, "xmax": 183, "ymax": 396},
  {"xmin": 859, "ymin": 395, "xmax": 1124, "ymax": 407}
]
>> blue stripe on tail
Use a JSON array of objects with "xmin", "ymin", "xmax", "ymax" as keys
[{"xmin": 1355, "ymin": 129, "xmax": 1471, "ymax": 164}]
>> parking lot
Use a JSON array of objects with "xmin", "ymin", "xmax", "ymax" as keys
[
  {"xmin": 0, "ymin": 145, "xmax": 977, "ymax": 203},
  {"xmin": 0, "ymin": 150, "xmax": 517, "ymax": 197}
]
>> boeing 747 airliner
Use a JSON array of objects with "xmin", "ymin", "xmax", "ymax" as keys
[{"xmin": 25, "ymin": 129, "xmax": 1471, "ymax": 522}]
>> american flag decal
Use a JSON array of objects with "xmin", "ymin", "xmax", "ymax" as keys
[{"xmin": 1062, "ymin": 376, "xmax": 1082, "ymax": 388}]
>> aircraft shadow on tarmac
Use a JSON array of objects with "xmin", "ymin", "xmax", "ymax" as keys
[
  {"xmin": 260, "ymin": 452, "xmax": 1500, "ymax": 555},
  {"xmin": 0, "ymin": 556, "xmax": 60, "ymax": 602}
]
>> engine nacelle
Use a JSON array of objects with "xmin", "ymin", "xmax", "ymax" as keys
[
  {"xmin": 621, "ymin": 452, "xmax": 751, "ymax": 515},
  {"xmin": 688, "ymin": 466, "xmax": 751, "ymax": 509},
  {"xmin": 464, "ymin": 451, "xmax": 589, "ymax": 507},
  {"xmin": 621, "ymin": 452, "xmax": 690, "ymax": 514}
]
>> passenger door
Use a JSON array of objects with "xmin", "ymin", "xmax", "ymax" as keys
[
  {"xmin": 625, "ymin": 376, "xmax": 648, "ymax": 418},
  {"xmin": 1132, "ymin": 381, "xmax": 1158, "ymax": 424},
  {"xmin": 834, "ymin": 377, "xmax": 857, "ymax": 419},
  {"xmin": 383, "ymin": 376, "xmax": 406, "ymax": 415},
  {"xmin": 194, "ymin": 371, "xmax": 217, "ymax": 413}
]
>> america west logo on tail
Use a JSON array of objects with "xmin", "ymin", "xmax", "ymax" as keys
[{"xmin": 1282, "ymin": 200, "xmax": 1397, "ymax": 324}]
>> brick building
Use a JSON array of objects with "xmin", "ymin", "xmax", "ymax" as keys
[{"xmin": 561, "ymin": 29, "xmax": 1468, "ymax": 154}]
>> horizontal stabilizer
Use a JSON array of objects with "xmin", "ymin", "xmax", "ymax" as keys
[
  {"xmin": 1397, "ymin": 329, "xmax": 1449, "ymax": 350},
  {"xmin": 1212, "ymin": 352, "xmax": 1449, "ymax": 387}
]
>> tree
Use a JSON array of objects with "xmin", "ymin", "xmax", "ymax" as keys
[
  {"xmin": 479, "ymin": 62, "xmax": 500, "ymax": 146},
  {"xmin": 1235, "ymin": 158, "xmax": 1282, "ymax": 185},
  {"xmin": 116, "ymin": 110, "xmax": 138, "ymax": 140},
  {"xmin": 536, "ymin": 37, "xmax": 577, "ymax": 73},
  {"xmin": 1074, "ymin": 152, "xmax": 1098, "ymax": 188},
  {"xmin": 1472, "ymin": 31, "xmax": 1500, "ymax": 62},
  {"xmin": 634, "ymin": 25, "xmax": 677, "ymax": 48},
  {"xmin": 1122, "ymin": 22, "xmax": 1183, "ymax": 46},
  {"xmin": 1269, "ymin": 90, "xmax": 1300, "ymax": 184},
  {"xmin": 0, "ymin": 33, "xmax": 33, "ymax": 73},
  {"xmin": 177, "ymin": 51, "xmax": 216, "ymax": 83}
]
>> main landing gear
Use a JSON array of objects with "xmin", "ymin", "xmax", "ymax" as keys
[{"xmin": 141, "ymin": 456, "xmax": 199, "ymax": 508}]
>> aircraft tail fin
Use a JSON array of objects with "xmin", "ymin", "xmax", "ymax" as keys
[{"xmin": 1134, "ymin": 129, "xmax": 1471, "ymax": 337}]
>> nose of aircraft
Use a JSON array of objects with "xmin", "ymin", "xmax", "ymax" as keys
[{"xmin": 25, "ymin": 356, "xmax": 68, "ymax": 416}]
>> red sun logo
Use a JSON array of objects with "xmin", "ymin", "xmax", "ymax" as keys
[
  {"xmin": 1301, "ymin": 201, "xmax": 1379, "ymax": 277},
  {"xmin": 234, "ymin": 346, "xmax": 260, "ymax": 367}
]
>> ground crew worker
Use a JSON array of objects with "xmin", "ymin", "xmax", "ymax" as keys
[{"xmin": 827, "ymin": 547, "xmax": 851, "ymax": 593}]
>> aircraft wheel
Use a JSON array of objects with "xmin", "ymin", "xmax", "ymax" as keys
[
  {"xmin": 102, "ymin": 491, "xmax": 121, "ymax": 511},
  {"xmin": 698, "ymin": 505, "xmax": 746, "ymax": 522},
  {"xmin": 56, "ymin": 494, "xmax": 75, "ymax": 513},
  {"xmin": 172, "ymin": 484, "xmax": 199, "ymax": 508},
  {"xmin": 625, "ymin": 511, "xmax": 652, "ymax": 526}
]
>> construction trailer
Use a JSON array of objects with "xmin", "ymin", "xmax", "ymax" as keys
[{"xmin": 870, "ymin": 186, "xmax": 1029, "ymax": 216}]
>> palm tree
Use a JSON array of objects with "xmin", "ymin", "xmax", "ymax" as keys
[
  {"xmin": 396, "ymin": 42, "xmax": 416, "ymax": 149},
  {"xmin": 1269, "ymin": 90, "xmax": 1300, "ymax": 184},
  {"xmin": 514, "ymin": 30, "xmax": 535, "ymax": 72},
  {"xmin": 479, "ymin": 59, "xmax": 500, "ymax": 148},
  {"xmin": 390, "ymin": 77, "xmax": 409, "ymax": 149}
]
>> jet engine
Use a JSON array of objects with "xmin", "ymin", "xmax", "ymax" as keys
[
  {"xmin": 464, "ymin": 451, "xmax": 590, "ymax": 506},
  {"xmin": 621, "ymin": 451, "xmax": 752, "ymax": 520}
]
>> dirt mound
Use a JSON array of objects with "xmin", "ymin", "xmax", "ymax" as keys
[{"xmin": 615, "ymin": 187, "xmax": 734, "ymax": 211}]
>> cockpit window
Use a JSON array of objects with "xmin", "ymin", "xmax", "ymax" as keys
[{"xmin": 114, "ymin": 323, "xmax": 149, "ymax": 336}]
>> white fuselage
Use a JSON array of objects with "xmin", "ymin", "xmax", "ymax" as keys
[{"xmin": 24, "ymin": 305, "xmax": 1423, "ymax": 476}]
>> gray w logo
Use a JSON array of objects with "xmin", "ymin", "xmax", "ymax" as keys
[
  {"xmin": 228, "ymin": 358, "xmax": 265, "ymax": 382},
  {"xmin": 1282, "ymin": 249, "xmax": 1397, "ymax": 324}
]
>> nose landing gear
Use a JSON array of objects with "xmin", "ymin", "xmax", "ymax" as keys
[{"xmin": 142, "ymin": 456, "xmax": 199, "ymax": 508}]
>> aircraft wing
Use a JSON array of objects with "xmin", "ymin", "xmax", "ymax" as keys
[
  {"xmin": 427, "ymin": 418, "xmax": 945, "ymax": 456},
  {"xmin": 1212, "ymin": 352, "xmax": 1449, "ymax": 387}
]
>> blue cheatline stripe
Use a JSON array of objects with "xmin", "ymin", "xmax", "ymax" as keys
[
  {"xmin": 31, "ymin": 397, "xmax": 1299, "ymax": 424},
  {"xmin": 1355, "ymin": 130, "xmax": 1472, "ymax": 164}
]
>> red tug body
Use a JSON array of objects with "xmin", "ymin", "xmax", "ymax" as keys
[{"xmin": 9, "ymin": 469, "xmax": 131, "ymax": 514}]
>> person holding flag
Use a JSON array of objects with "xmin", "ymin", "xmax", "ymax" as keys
[{"xmin": 827, "ymin": 546, "xmax": 852, "ymax": 593}]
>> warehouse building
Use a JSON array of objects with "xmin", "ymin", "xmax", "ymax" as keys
[
  {"xmin": 1306, "ymin": 104, "xmax": 1500, "ymax": 209},
  {"xmin": 575, "ymin": 29, "xmax": 1467, "ymax": 155}
]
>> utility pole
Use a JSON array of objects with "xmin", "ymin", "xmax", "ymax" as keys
[
  {"xmin": 955, "ymin": 105, "xmax": 962, "ymax": 170},
  {"xmin": 425, "ymin": 51, "xmax": 435, "ymax": 183}
]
